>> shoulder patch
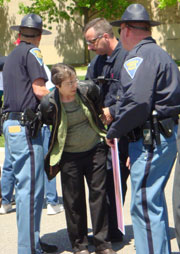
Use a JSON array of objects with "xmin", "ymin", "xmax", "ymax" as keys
[
  {"xmin": 124, "ymin": 57, "xmax": 143, "ymax": 79},
  {"xmin": 30, "ymin": 48, "xmax": 43, "ymax": 66}
]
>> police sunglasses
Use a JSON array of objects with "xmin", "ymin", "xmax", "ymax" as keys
[{"xmin": 118, "ymin": 24, "xmax": 149, "ymax": 34}]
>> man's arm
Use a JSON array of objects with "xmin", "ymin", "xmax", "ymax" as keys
[{"xmin": 32, "ymin": 78, "xmax": 49, "ymax": 100}]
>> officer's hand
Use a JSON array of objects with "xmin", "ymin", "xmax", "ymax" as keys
[
  {"xmin": 101, "ymin": 107, "xmax": 113, "ymax": 125},
  {"xmin": 105, "ymin": 138, "xmax": 115, "ymax": 148},
  {"xmin": 126, "ymin": 156, "xmax": 131, "ymax": 170}
]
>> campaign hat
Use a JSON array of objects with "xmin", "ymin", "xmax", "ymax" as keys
[
  {"xmin": 10, "ymin": 13, "xmax": 51, "ymax": 35},
  {"xmin": 111, "ymin": 4, "xmax": 160, "ymax": 27}
]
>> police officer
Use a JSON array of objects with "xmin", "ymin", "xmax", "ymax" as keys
[
  {"xmin": 173, "ymin": 125, "xmax": 180, "ymax": 250},
  {"xmin": 0, "ymin": 56, "xmax": 6, "ymax": 207},
  {"xmin": 84, "ymin": 18, "xmax": 128, "ymax": 242},
  {"xmin": 2, "ymin": 14, "xmax": 57, "ymax": 254},
  {"xmin": 106, "ymin": 4, "xmax": 180, "ymax": 254},
  {"xmin": 0, "ymin": 56, "xmax": 6, "ymax": 135}
]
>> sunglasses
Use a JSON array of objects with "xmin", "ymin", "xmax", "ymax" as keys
[
  {"xmin": 118, "ymin": 24, "xmax": 149, "ymax": 34},
  {"xmin": 63, "ymin": 78, "xmax": 79, "ymax": 86}
]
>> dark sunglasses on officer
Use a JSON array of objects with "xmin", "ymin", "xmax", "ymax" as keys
[{"xmin": 118, "ymin": 24, "xmax": 150, "ymax": 34}]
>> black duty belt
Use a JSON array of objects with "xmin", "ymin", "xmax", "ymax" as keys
[
  {"xmin": 3, "ymin": 110, "xmax": 42, "ymax": 138},
  {"xmin": 2, "ymin": 112, "xmax": 25, "ymax": 122},
  {"xmin": 127, "ymin": 116, "xmax": 178, "ymax": 143}
]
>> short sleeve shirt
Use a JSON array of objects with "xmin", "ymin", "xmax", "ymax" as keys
[{"xmin": 3, "ymin": 41, "xmax": 48, "ymax": 113}]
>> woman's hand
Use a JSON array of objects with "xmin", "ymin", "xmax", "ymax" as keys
[{"xmin": 126, "ymin": 156, "xmax": 131, "ymax": 170}]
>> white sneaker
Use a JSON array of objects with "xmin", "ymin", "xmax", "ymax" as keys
[
  {"xmin": 47, "ymin": 203, "xmax": 64, "ymax": 215},
  {"xmin": 0, "ymin": 203, "xmax": 13, "ymax": 214}
]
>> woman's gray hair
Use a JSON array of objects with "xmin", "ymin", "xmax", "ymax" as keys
[{"xmin": 51, "ymin": 63, "xmax": 76, "ymax": 87}]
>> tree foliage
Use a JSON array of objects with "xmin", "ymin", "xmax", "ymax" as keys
[
  {"xmin": 158, "ymin": 0, "xmax": 180, "ymax": 8},
  {"xmin": 16, "ymin": 0, "xmax": 130, "ymax": 63},
  {"xmin": 0, "ymin": 0, "xmax": 10, "ymax": 5},
  {"xmin": 17, "ymin": 0, "xmax": 130, "ymax": 30},
  {"xmin": 1, "ymin": 0, "xmax": 180, "ymax": 63}
]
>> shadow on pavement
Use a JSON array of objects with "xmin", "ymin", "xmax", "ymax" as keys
[
  {"xmin": 41, "ymin": 228, "xmax": 72, "ymax": 253},
  {"xmin": 112, "ymin": 224, "xmax": 134, "ymax": 252},
  {"xmin": 40, "ymin": 225, "xmax": 177, "ymax": 253},
  {"xmin": 41, "ymin": 225, "xmax": 134, "ymax": 253}
]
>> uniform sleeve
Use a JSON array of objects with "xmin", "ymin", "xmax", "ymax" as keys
[
  {"xmin": 85, "ymin": 59, "xmax": 97, "ymax": 81},
  {"xmin": 85, "ymin": 63, "xmax": 92, "ymax": 80},
  {"xmin": 109, "ymin": 105, "xmax": 116, "ymax": 118},
  {"xmin": 85, "ymin": 55, "xmax": 103, "ymax": 82},
  {"xmin": 107, "ymin": 55, "xmax": 156, "ymax": 139},
  {"xmin": 26, "ymin": 47, "xmax": 48, "ymax": 84}
]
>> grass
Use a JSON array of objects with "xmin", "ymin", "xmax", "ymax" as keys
[
  {"xmin": 175, "ymin": 60, "xmax": 180, "ymax": 66},
  {"xmin": 78, "ymin": 76, "xmax": 85, "ymax": 80},
  {"xmin": 75, "ymin": 65, "xmax": 88, "ymax": 71},
  {"xmin": 0, "ymin": 135, "xmax": 4, "ymax": 147}
]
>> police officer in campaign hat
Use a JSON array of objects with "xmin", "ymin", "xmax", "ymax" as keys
[
  {"xmin": 106, "ymin": 4, "xmax": 180, "ymax": 254},
  {"xmin": 2, "ymin": 14, "xmax": 57, "ymax": 254}
]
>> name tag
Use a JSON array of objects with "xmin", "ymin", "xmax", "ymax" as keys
[{"xmin": 8, "ymin": 126, "xmax": 21, "ymax": 133}]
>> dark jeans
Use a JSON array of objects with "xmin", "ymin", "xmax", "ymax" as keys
[{"xmin": 60, "ymin": 142, "xmax": 111, "ymax": 252}]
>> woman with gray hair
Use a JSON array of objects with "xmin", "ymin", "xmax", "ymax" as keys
[{"xmin": 40, "ymin": 63, "xmax": 117, "ymax": 254}]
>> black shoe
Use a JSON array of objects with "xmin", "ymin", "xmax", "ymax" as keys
[
  {"xmin": 95, "ymin": 249, "xmax": 117, "ymax": 254},
  {"xmin": 74, "ymin": 250, "xmax": 90, "ymax": 254},
  {"xmin": 40, "ymin": 240, "xmax": 58, "ymax": 253}
]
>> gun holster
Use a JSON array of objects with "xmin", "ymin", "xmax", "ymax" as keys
[
  {"xmin": 142, "ymin": 121, "xmax": 153, "ymax": 145},
  {"xmin": 158, "ymin": 118, "xmax": 174, "ymax": 138},
  {"xmin": 23, "ymin": 109, "xmax": 42, "ymax": 138}
]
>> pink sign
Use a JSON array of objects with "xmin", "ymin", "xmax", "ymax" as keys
[{"xmin": 111, "ymin": 138, "xmax": 125, "ymax": 235}]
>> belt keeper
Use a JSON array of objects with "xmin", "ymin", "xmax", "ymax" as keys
[
  {"xmin": 3, "ymin": 112, "xmax": 9, "ymax": 122},
  {"xmin": 20, "ymin": 112, "xmax": 25, "ymax": 125}
]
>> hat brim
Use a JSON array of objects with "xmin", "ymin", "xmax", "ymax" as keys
[
  {"xmin": 10, "ymin": 25, "xmax": 52, "ymax": 35},
  {"xmin": 110, "ymin": 20, "xmax": 161, "ymax": 27}
]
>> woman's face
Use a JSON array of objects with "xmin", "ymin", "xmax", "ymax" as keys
[{"xmin": 57, "ymin": 74, "xmax": 78, "ymax": 98}]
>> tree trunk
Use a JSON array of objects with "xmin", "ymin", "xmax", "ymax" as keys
[{"xmin": 83, "ymin": 10, "xmax": 90, "ymax": 64}]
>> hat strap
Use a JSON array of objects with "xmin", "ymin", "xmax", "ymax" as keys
[
  {"xmin": 20, "ymin": 33, "xmax": 41, "ymax": 38},
  {"xmin": 127, "ymin": 23, "xmax": 150, "ymax": 31}
]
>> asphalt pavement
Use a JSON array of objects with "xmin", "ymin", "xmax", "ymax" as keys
[{"xmin": 0, "ymin": 147, "xmax": 179, "ymax": 254}]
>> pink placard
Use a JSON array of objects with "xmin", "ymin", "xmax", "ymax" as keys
[{"xmin": 111, "ymin": 138, "xmax": 125, "ymax": 235}]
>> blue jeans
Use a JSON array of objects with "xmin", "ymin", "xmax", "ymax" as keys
[
  {"xmin": 3, "ymin": 119, "xmax": 44, "ymax": 254},
  {"xmin": 42, "ymin": 125, "xmax": 59, "ymax": 205},
  {"xmin": 129, "ymin": 125, "xmax": 177, "ymax": 254},
  {"xmin": 1, "ymin": 142, "xmax": 15, "ymax": 204}
]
